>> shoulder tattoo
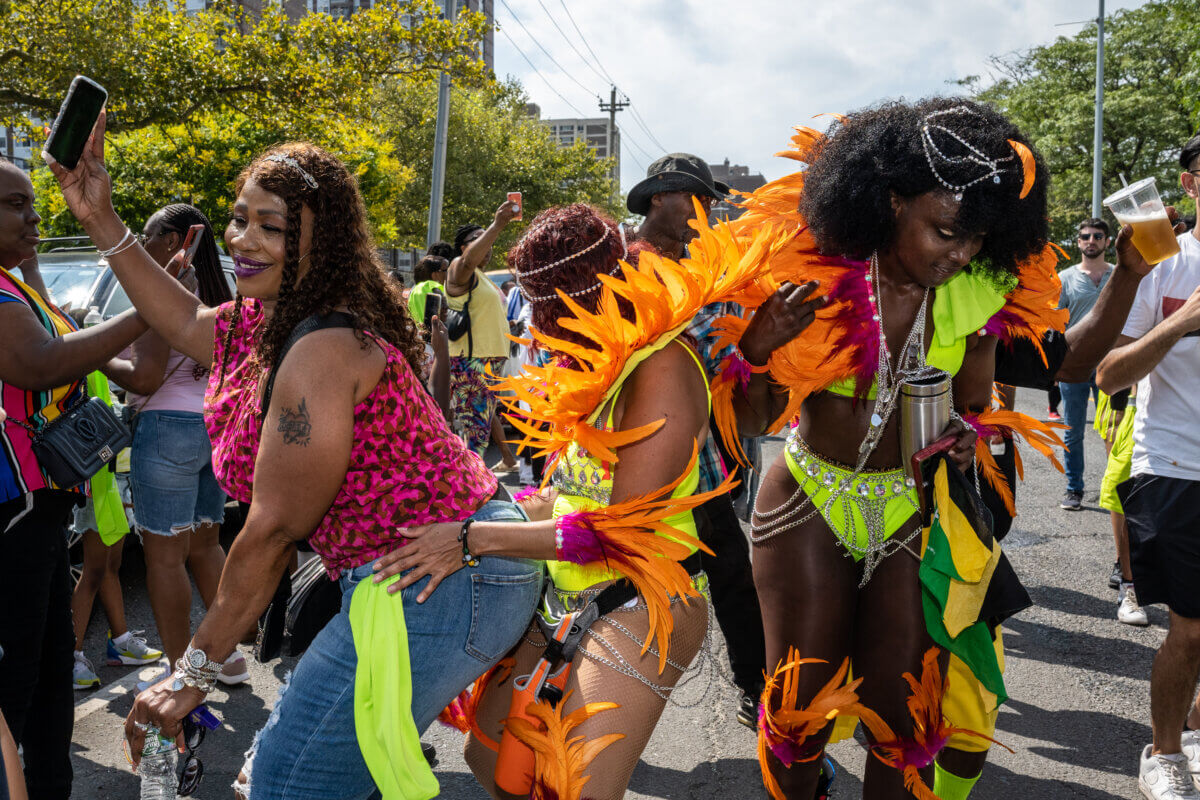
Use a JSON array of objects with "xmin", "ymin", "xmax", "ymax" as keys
[{"xmin": 278, "ymin": 398, "xmax": 312, "ymax": 446}]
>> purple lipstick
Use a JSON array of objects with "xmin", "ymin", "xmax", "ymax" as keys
[{"xmin": 233, "ymin": 255, "xmax": 271, "ymax": 278}]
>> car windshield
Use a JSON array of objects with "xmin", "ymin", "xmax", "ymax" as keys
[{"xmin": 37, "ymin": 265, "xmax": 104, "ymax": 311}]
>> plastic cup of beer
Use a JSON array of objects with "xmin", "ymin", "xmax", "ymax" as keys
[{"xmin": 1102, "ymin": 177, "xmax": 1180, "ymax": 265}]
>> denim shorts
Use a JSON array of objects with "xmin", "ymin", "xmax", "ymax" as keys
[
  {"xmin": 73, "ymin": 472, "xmax": 133, "ymax": 532},
  {"xmin": 129, "ymin": 410, "xmax": 226, "ymax": 536},
  {"xmin": 240, "ymin": 500, "xmax": 543, "ymax": 800}
]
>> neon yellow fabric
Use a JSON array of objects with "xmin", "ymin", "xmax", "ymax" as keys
[
  {"xmin": 349, "ymin": 576, "xmax": 438, "ymax": 800},
  {"xmin": 1099, "ymin": 402, "xmax": 1136, "ymax": 514},
  {"xmin": 826, "ymin": 268, "xmax": 1010, "ymax": 398},
  {"xmin": 548, "ymin": 328, "xmax": 708, "ymax": 592},
  {"xmin": 406, "ymin": 281, "xmax": 442, "ymax": 325},
  {"xmin": 85, "ymin": 371, "xmax": 129, "ymax": 546},
  {"xmin": 933, "ymin": 760, "xmax": 982, "ymax": 799},
  {"xmin": 781, "ymin": 446, "xmax": 918, "ymax": 561}
]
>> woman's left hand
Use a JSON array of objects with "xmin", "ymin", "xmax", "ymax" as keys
[
  {"xmin": 943, "ymin": 417, "xmax": 978, "ymax": 472},
  {"xmin": 372, "ymin": 522, "xmax": 464, "ymax": 603}
]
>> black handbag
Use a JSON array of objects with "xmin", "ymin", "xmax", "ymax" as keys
[
  {"xmin": 13, "ymin": 396, "xmax": 132, "ymax": 489},
  {"xmin": 443, "ymin": 274, "xmax": 475, "ymax": 357},
  {"xmin": 252, "ymin": 312, "xmax": 355, "ymax": 663}
]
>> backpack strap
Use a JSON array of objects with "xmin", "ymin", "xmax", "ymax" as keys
[{"xmin": 260, "ymin": 311, "xmax": 356, "ymax": 419}]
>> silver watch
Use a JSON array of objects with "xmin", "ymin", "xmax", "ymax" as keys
[{"xmin": 182, "ymin": 646, "xmax": 222, "ymax": 675}]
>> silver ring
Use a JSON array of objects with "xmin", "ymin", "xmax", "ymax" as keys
[{"xmin": 133, "ymin": 721, "xmax": 149, "ymax": 731}]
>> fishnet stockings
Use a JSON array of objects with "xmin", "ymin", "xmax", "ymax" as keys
[{"xmin": 465, "ymin": 594, "xmax": 709, "ymax": 800}]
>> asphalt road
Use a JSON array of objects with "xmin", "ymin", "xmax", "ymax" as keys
[{"xmin": 68, "ymin": 389, "xmax": 1158, "ymax": 799}]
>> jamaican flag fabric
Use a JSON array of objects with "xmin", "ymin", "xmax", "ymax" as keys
[{"xmin": 918, "ymin": 453, "xmax": 1031, "ymax": 706}]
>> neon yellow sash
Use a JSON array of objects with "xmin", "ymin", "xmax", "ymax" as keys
[{"xmin": 85, "ymin": 371, "xmax": 130, "ymax": 546}]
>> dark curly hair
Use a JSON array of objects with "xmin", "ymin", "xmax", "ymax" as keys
[
  {"xmin": 427, "ymin": 241, "xmax": 456, "ymax": 261},
  {"xmin": 798, "ymin": 97, "xmax": 1049, "ymax": 275},
  {"xmin": 216, "ymin": 143, "xmax": 424, "ymax": 386},
  {"xmin": 453, "ymin": 224, "xmax": 484, "ymax": 257},
  {"xmin": 509, "ymin": 204, "xmax": 651, "ymax": 354}
]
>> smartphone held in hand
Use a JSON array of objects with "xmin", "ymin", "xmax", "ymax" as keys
[
  {"xmin": 180, "ymin": 224, "xmax": 205, "ymax": 269},
  {"xmin": 44, "ymin": 76, "xmax": 107, "ymax": 171},
  {"xmin": 508, "ymin": 191, "xmax": 523, "ymax": 221}
]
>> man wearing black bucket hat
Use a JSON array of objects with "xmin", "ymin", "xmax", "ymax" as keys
[{"xmin": 629, "ymin": 153, "xmax": 730, "ymax": 259}]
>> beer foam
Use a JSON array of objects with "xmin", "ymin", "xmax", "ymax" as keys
[{"xmin": 1114, "ymin": 210, "xmax": 1169, "ymax": 223}]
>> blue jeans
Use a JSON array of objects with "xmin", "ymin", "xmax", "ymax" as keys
[
  {"xmin": 1060, "ymin": 379, "xmax": 1098, "ymax": 493},
  {"xmin": 129, "ymin": 410, "xmax": 226, "ymax": 536},
  {"xmin": 243, "ymin": 500, "xmax": 542, "ymax": 800}
]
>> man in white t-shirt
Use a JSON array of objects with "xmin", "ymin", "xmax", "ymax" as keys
[{"xmin": 1097, "ymin": 133, "xmax": 1200, "ymax": 800}]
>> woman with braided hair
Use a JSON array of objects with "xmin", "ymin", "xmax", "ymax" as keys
[{"xmin": 46, "ymin": 115, "xmax": 542, "ymax": 799}]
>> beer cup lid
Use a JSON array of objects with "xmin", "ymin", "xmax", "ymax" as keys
[{"xmin": 1102, "ymin": 177, "xmax": 1158, "ymax": 207}]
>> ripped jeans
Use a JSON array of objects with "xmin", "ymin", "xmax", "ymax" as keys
[
  {"xmin": 129, "ymin": 410, "xmax": 226, "ymax": 536},
  {"xmin": 238, "ymin": 500, "xmax": 543, "ymax": 800}
]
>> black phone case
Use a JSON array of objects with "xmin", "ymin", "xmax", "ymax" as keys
[{"xmin": 45, "ymin": 76, "xmax": 107, "ymax": 170}]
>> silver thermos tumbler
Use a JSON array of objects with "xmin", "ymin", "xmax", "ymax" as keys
[{"xmin": 899, "ymin": 369, "xmax": 952, "ymax": 480}]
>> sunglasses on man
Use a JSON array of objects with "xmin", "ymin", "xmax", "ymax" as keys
[{"xmin": 1078, "ymin": 232, "xmax": 1107, "ymax": 241}]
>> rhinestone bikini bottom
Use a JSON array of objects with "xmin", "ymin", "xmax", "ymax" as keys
[{"xmin": 780, "ymin": 434, "xmax": 920, "ymax": 561}]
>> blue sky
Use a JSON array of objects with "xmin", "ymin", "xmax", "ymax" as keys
[{"xmin": 492, "ymin": 0, "xmax": 1150, "ymax": 193}]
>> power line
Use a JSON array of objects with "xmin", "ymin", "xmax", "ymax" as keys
[
  {"xmin": 619, "ymin": 123, "xmax": 656, "ymax": 164},
  {"xmin": 557, "ymin": 0, "xmax": 617, "ymax": 86},
  {"xmin": 533, "ymin": 0, "xmax": 610, "ymax": 87},
  {"xmin": 496, "ymin": 24, "xmax": 586, "ymax": 116},
  {"xmin": 496, "ymin": 0, "xmax": 597, "ymax": 99},
  {"xmin": 626, "ymin": 102, "xmax": 667, "ymax": 155},
  {"xmin": 622, "ymin": 139, "xmax": 646, "ymax": 174}
]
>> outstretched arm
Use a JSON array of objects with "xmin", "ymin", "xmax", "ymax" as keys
[
  {"xmin": 43, "ymin": 111, "xmax": 219, "ymax": 366},
  {"xmin": 1096, "ymin": 285, "xmax": 1200, "ymax": 393},
  {"xmin": 0, "ymin": 301, "xmax": 146, "ymax": 391},
  {"xmin": 446, "ymin": 199, "xmax": 519, "ymax": 295}
]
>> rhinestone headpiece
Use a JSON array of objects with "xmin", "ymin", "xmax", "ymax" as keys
[
  {"xmin": 919, "ymin": 106, "xmax": 1016, "ymax": 201},
  {"xmin": 518, "ymin": 224, "xmax": 629, "ymax": 304},
  {"xmin": 264, "ymin": 153, "xmax": 319, "ymax": 190}
]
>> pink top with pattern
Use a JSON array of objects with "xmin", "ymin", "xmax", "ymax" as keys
[{"xmin": 205, "ymin": 300, "xmax": 497, "ymax": 577}]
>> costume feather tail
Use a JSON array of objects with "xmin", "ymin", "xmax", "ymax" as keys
[
  {"xmin": 504, "ymin": 692, "xmax": 624, "ymax": 800},
  {"xmin": 438, "ymin": 658, "xmax": 515, "ymax": 749}
]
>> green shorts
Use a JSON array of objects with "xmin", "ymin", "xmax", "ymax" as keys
[{"xmin": 1099, "ymin": 408, "xmax": 1135, "ymax": 514}]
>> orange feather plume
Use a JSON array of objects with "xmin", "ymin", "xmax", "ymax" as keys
[
  {"xmin": 492, "ymin": 200, "xmax": 787, "ymax": 475},
  {"xmin": 1007, "ymin": 139, "xmax": 1036, "ymax": 199},
  {"xmin": 438, "ymin": 657, "xmax": 514, "ymax": 750},
  {"xmin": 970, "ymin": 408, "xmax": 1067, "ymax": 515},
  {"xmin": 556, "ymin": 447, "xmax": 736, "ymax": 671},
  {"xmin": 504, "ymin": 692, "xmax": 624, "ymax": 800},
  {"xmin": 757, "ymin": 650, "xmax": 890, "ymax": 800},
  {"xmin": 869, "ymin": 648, "xmax": 1010, "ymax": 800}
]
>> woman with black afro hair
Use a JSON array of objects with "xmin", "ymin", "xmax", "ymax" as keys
[{"xmin": 699, "ymin": 97, "xmax": 1068, "ymax": 800}]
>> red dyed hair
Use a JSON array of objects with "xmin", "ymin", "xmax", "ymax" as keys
[{"xmin": 509, "ymin": 203, "xmax": 651, "ymax": 353}]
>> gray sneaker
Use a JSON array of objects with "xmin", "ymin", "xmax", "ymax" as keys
[{"xmin": 1060, "ymin": 490, "xmax": 1083, "ymax": 511}]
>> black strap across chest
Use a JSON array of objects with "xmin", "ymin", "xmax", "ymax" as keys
[{"xmin": 260, "ymin": 312, "xmax": 356, "ymax": 419}]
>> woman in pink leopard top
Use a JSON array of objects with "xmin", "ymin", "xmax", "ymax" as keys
[{"xmin": 46, "ymin": 114, "xmax": 542, "ymax": 799}]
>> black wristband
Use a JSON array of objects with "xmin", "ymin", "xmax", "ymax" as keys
[{"xmin": 459, "ymin": 519, "xmax": 479, "ymax": 567}]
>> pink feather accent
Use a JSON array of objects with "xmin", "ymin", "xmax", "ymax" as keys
[
  {"xmin": 983, "ymin": 308, "xmax": 1022, "ymax": 342},
  {"xmin": 514, "ymin": 486, "xmax": 539, "ymax": 503},
  {"xmin": 871, "ymin": 732, "xmax": 950, "ymax": 771},
  {"xmin": 554, "ymin": 511, "xmax": 609, "ymax": 565},
  {"xmin": 823, "ymin": 264, "xmax": 877, "ymax": 402},
  {"xmin": 720, "ymin": 353, "xmax": 754, "ymax": 392}
]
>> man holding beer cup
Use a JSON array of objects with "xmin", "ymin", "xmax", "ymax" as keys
[{"xmin": 1097, "ymin": 133, "xmax": 1200, "ymax": 800}]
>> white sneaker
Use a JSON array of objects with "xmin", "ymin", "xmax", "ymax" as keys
[
  {"xmin": 1181, "ymin": 731, "xmax": 1200, "ymax": 788},
  {"xmin": 216, "ymin": 652, "xmax": 250, "ymax": 686},
  {"xmin": 1120, "ymin": 586, "xmax": 1150, "ymax": 627},
  {"xmin": 72, "ymin": 654, "xmax": 100, "ymax": 690},
  {"xmin": 1140, "ymin": 745, "xmax": 1200, "ymax": 799}
]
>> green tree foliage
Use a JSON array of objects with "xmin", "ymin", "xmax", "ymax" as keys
[
  {"xmin": 0, "ymin": 0, "xmax": 487, "ymax": 132},
  {"xmin": 382, "ymin": 78, "xmax": 622, "ymax": 260},
  {"xmin": 962, "ymin": 0, "xmax": 1200, "ymax": 243}
]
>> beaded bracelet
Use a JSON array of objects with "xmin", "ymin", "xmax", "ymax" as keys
[{"xmin": 458, "ymin": 519, "xmax": 479, "ymax": 567}]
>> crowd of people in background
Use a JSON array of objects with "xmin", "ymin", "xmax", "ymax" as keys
[{"xmin": 1, "ymin": 98, "xmax": 1200, "ymax": 800}]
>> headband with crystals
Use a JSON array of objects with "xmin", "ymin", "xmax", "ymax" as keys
[
  {"xmin": 919, "ymin": 106, "xmax": 1035, "ymax": 201},
  {"xmin": 518, "ymin": 224, "xmax": 629, "ymax": 304},
  {"xmin": 263, "ymin": 153, "xmax": 319, "ymax": 189}
]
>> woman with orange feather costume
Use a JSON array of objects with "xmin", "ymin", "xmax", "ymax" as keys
[
  {"xmin": 700, "ymin": 98, "xmax": 1068, "ymax": 800},
  {"xmin": 371, "ymin": 202, "xmax": 824, "ymax": 800}
]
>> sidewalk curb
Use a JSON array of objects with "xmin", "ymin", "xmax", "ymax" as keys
[{"xmin": 73, "ymin": 662, "xmax": 166, "ymax": 723}]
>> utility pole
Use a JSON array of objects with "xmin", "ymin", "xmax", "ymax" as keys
[
  {"xmin": 426, "ymin": 0, "xmax": 455, "ymax": 248},
  {"xmin": 598, "ymin": 86, "xmax": 628, "ymax": 191},
  {"xmin": 1091, "ymin": 0, "xmax": 1105, "ymax": 217}
]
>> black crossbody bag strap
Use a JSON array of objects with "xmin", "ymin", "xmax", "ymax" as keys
[{"xmin": 260, "ymin": 311, "xmax": 356, "ymax": 419}]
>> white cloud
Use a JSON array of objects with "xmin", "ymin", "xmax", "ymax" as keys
[{"xmin": 491, "ymin": 0, "xmax": 1148, "ymax": 193}]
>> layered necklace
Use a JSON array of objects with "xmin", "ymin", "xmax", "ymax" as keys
[{"xmin": 751, "ymin": 253, "xmax": 941, "ymax": 584}]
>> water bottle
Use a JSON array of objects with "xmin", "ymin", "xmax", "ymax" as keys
[
  {"xmin": 83, "ymin": 306, "xmax": 102, "ymax": 328},
  {"xmin": 899, "ymin": 368, "xmax": 952, "ymax": 479},
  {"xmin": 139, "ymin": 725, "xmax": 178, "ymax": 800}
]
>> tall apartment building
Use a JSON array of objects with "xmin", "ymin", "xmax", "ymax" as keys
[
  {"xmin": 542, "ymin": 117, "xmax": 620, "ymax": 182},
  {"xmin": 1, "ymin": 127, "xmax": 35, "ymax": 170},
  {"xmin": 709, "ymin": 158, "xmax": 766, "ymax": 221}
]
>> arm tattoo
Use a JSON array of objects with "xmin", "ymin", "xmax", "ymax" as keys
[{"xmin": 278, "ymin": 398, "xmax": 312, "ymax": 446}]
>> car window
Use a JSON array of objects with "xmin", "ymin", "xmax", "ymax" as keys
[
  {"xmin": 37, "ymin": 266, "xmax": 104, "ymax": 311},
  {"xmin": 103, "ymin": 283, "xmax": 133, "ymax": 318}
]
